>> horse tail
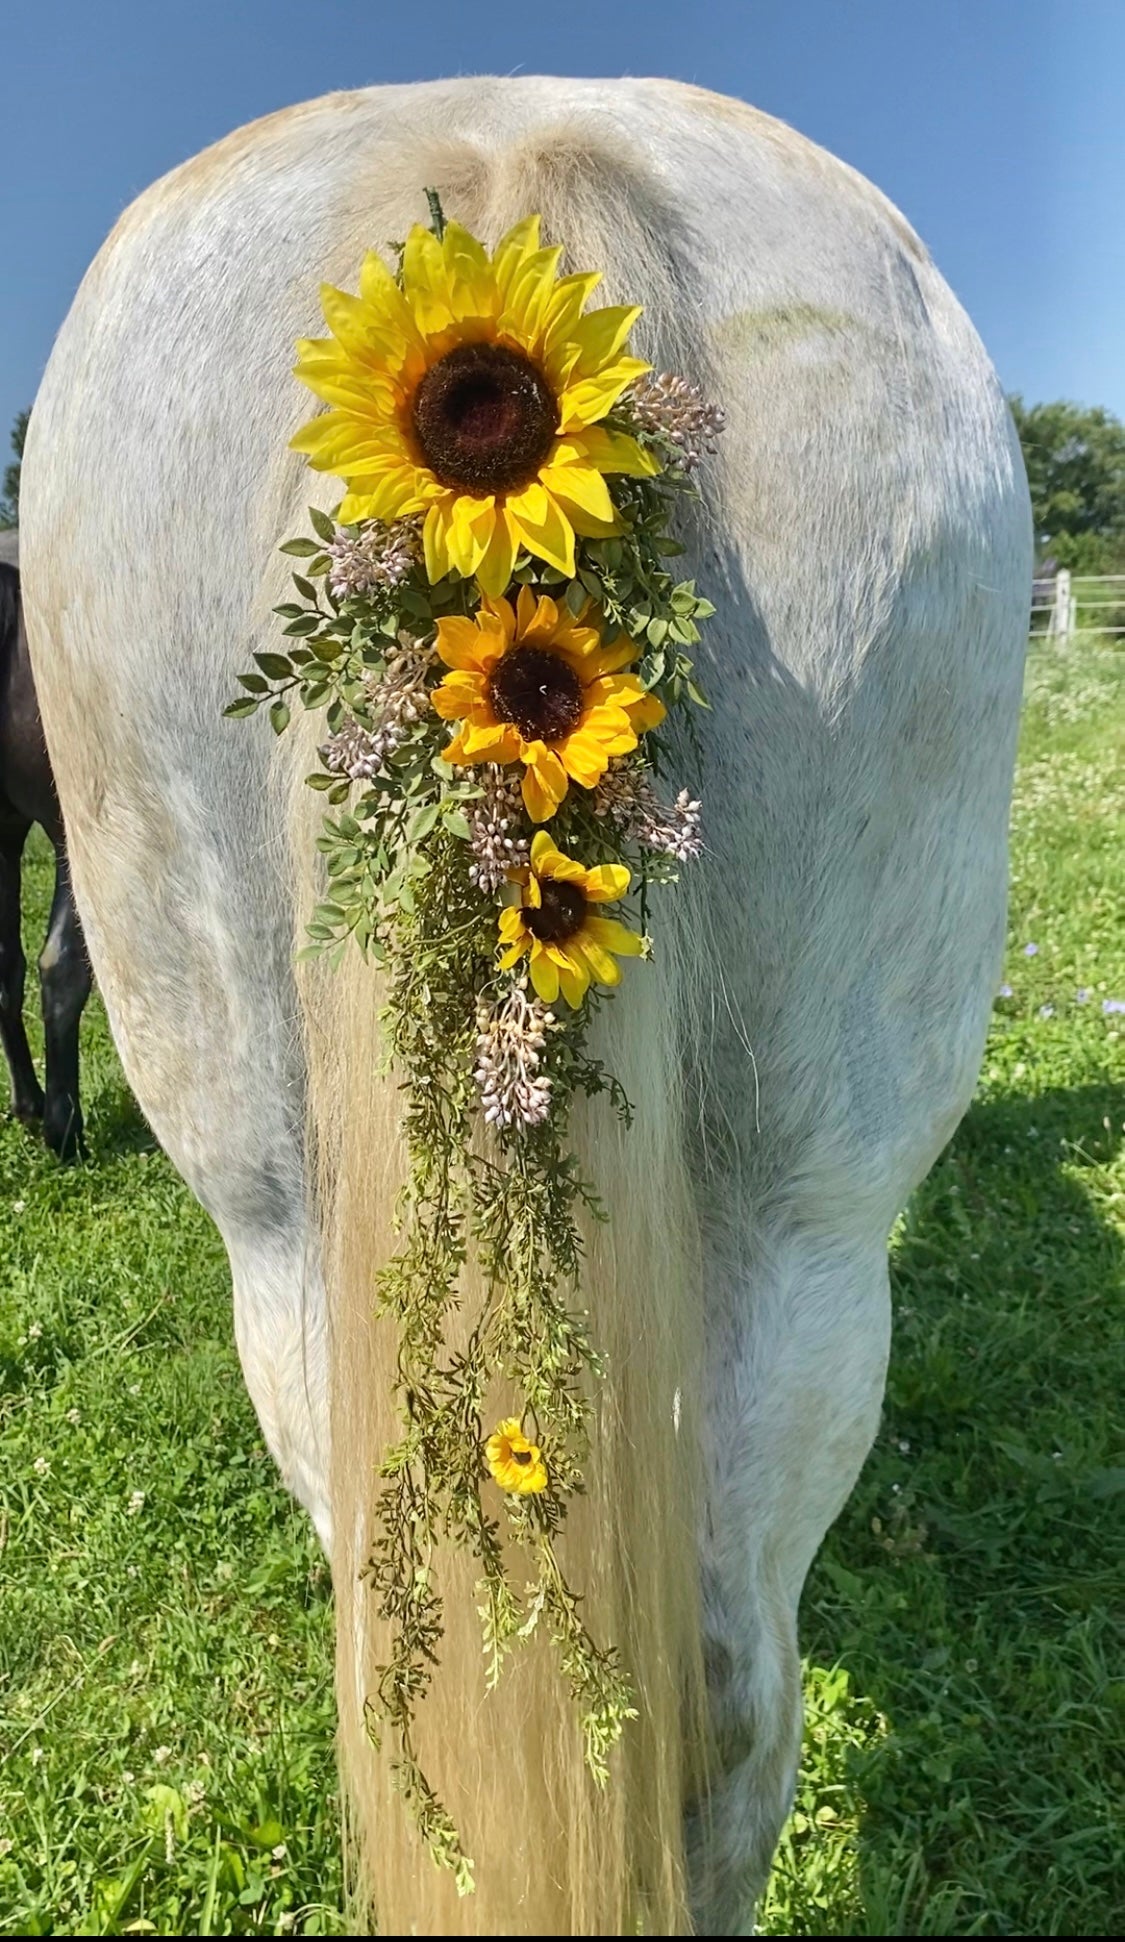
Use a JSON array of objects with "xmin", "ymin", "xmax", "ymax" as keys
[{"xmin": 293, "ymin": 126, "xmax": 713, "ymax": 1935}]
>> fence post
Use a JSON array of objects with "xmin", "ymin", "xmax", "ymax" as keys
[{"xmin": 1054, "ymin": 567, "xmax": 1072, "ymax": 642}]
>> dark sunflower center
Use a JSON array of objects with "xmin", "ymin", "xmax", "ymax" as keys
[
  {"xmin": 512, "ymin": 1448, "xmax": 533, "ymax": 1466},
  {"xmin": 411, "ymin": 342, "xmax": 558, "ymax": 493},
  {"xmin": 488, "ymin": 646, "xmax": 583, "ymax": 744},
  {"xmin": 523, "ymin": 879, "xmax": 588, "ymax": 945}
]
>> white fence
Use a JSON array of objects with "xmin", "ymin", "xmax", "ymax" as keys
[{"xmin": 1030, "ymin": 569, "xmax": 1125, "ymax": 641}]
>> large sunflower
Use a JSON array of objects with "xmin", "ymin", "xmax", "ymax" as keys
[
  {"xmin": 432, "ymin": 585, "xmax": 665, "ymax": 822},
  {"xmin": 290, "ymin": 217, "xmax": 659, "ymax": 595},
  {"xmin": 498, "ymin": 831, "xmax": 644, "ymax": 1007}
]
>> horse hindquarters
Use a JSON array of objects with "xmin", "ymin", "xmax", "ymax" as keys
[{"xmin": 20, "ymin": 75, "xmax": 1031, "ymax": 1934}]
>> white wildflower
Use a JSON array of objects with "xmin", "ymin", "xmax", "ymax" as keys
[
  {"xmin": 127, "ymin": 1490, "xmax": 145, "ymax": 1517},
  {"xmin": 325, "ymin": 518, "xmax": 420, "ymax": 600},
  {"xmin": 594, "ymin": 766, "xmax": 702, "ymax": 862},
  {"xmin": 625, "ymin": 371, "xmax": 726, "ymax": 471},
  {"xmin": 467, "ymin": 767, "xmax": 529, "ymax": 893},
  {"xmin": 33, "ymin": 1457, "xmax": 50, "ymax": 1477},
  {"xmin": 473, "ymin": 981, "xmax": 555, "ymax": 1129},
  {"xmin": 320, "ymin": 633, "xmax": 435, "ymax": 780},
  {"xmin": 27, "ymin": 1322, "xmax": 42, "ymax": 1340}
]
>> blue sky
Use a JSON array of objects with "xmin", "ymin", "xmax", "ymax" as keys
[{"xmin": 4, "ymin": 0, "xmax": 1123, "ymax": 449}]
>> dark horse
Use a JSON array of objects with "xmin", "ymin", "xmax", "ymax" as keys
[{"xmin": 0, "ymin": 530, "xmax": 91, "ymax": 1156}]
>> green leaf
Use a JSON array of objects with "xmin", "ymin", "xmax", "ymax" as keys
[
  {"xmin": 237, "ymin": 672, "xmax": 270, "ymax": 693},
  {"xmin": 283, "ymin": 614, "xmax": 321, "ymax": 637},
  {"xmin": 291, "ymin": 574, "xmax": 318, "ymax": 602},
  {"xmin": 442, "ymin": 809, "xmax": 473, "ymax": 842},
  {"xmin": 269, "ymin": 700, "xmax": 291, "ymax": 735},
  {"xmin": 223, "ymin": 697, "xmax": 260, "ymax": 718},
  {"xmin": 253, "ymin": 651, "xmax": 293, "ymax": 679},
  {"xmin": 685, "ymin": 679, "xmax": 711, "ymax": 709},
  {"xmin": 408, "ymin": 802, "xmax": 440, "ymax": 842},
  {"xmin": 279, "ymin": 537, "xmax": 319, "ymax": 557},
  {"xmin": 308, "ymin": 505, "xmax": 337, "ymax": 543}
]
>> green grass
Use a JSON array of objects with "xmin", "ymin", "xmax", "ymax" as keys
[{"xmin": 2, "ymin": 639, "xmax": 1123, "ymax": 1935}]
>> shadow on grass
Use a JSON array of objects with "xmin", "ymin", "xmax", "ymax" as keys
[
  {"xmin": 86, "ymin": 1081, "xmax": 158, "ymax": 1160},
  {"xmin": 797, "ymin": 1081, "xmax": 1124, "ymax": 1936}
]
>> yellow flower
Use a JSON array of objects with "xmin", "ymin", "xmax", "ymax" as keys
[
  {"xmin": 432, "ymin": 585, "xmax": 665, "ymax": 822},
  {"xmin": 498, "ymin": 831, "xmax": 645, "ymax": 1008},
  {"xmin": 485, "ymin": 1418, "xmax": 548, "ymax": 1495},
  {"xmin": 290, "ymin": 216, "xmax": 659, "ymax": 594}
]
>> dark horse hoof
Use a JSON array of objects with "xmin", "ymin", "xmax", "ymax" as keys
[{"xmin": 43, "ymin": 1105, "xmax": 87, "ymax": 1162}]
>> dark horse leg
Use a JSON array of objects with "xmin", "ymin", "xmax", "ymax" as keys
[
  {"xmin": 0, "ymin": 808, "xmax": 45, "ymax": 1127},
  {"xmin": 38, "ymin": 842, "xmax": 91, "ymax": 1159}
]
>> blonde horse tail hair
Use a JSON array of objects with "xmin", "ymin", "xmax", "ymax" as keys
[{"xmin": 294, "ymin": 124, "xmax": 712, "ymax": 1936}]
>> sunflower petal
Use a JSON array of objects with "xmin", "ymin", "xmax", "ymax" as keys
[
  {"xmin": 492, "ymin": 216, "xmax": 542, "ymax": 305},
  {"xmin": 402, "ymin": 224, "xmax": 455, "ymax": 335},
  {"xmin": 441, "ymin": 221, "xmax": 496, "ymax": 323},
  {"xmin": 625, "ymin": 691, "xmax": 667, "ymax": 732},
  {"xmin": 565, "ymin": 423, "xmax": 662, "ymax": 475},
  {"xmin": 431, "ymin": 681, "xmax": 475, "ymax": 721},
  {"xmin": 558, "ymin": 732, "xmax": 612, "ymax": 788},
  {"xmin": 581, "ymin": 864, "xmax": 631, "ymax": 904},
  {"xmin": 508, "ymin": 489, "xmax": 576, "ymax": 578},
  {"xmin": 584, "ymin": 914, "xmax": 645, "ymax": 955},
  {"xmin": 423, "ymin": 502, "xmax": 453, "ymax": 582},
  {"xmin": 498, "ymin": 941, "xmax": 527, "ymax": 970},
  {"xmin": 567, "ymin": 304, "xmax": 644, "ymax": 375},
  {"xmin": 556, "ymin": 953, "xmax": 591, "ymax": 1008},
  {"xmin": 461, "ymin": 721, "xmax": 520, "ymax": 761},
  {"xmin": 529, "ymin": 829, "xmax": 580, "ymax": 878},
  {"xmin": 574, "ymin": 932, "xmax": 623, "ymax": 986},
  {"xmin": 521, "ymin": 749, "xmax": 568, "ymax": 823},
  {"xmin": 528, "ymin": 943, "xmax": 560, "ymax": 1004},
  {"xmin": 434, "ymin": 616, "xmax": 496, "ymax": 672},
  {"xmin": 539, "ymin": 461, "xmax": 617, "ymax": 525},
  {"xmin": 476, "ymin": 512, "xmax": 519, "ymax": 597}
]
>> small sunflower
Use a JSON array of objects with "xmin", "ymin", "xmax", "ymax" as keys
[
  {"xmin": 432, "ymin": 586, "xmax": 665, "ymax": 822},
  {"xmin": 485, "ymin": 1418, "xmax": 548, "ymax": 1495},
  {"xmin": 290, "ymin": 216, "xmax": 659, "ymax": 594},
  {"xmin": 498, "ymin": 831, "xmax": 644, "ymax": 1007}
]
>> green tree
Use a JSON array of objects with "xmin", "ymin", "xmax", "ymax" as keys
[
  {"xmin": 1009, "ymin": 396, "xmax": 1125, "ymax": 572},
  {"xmin": 0, "ymin": 408, "xmax": 29, "ymax": 529}
]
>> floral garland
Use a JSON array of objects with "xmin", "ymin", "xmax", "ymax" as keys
[{"xmin": 228, "ymin": 194, "xmax": 722, "ymax": 1888}]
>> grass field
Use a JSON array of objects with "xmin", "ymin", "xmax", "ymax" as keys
[{"xmin": 1, "ymin": 639, "xmax": 1122, "ymax": 1936}]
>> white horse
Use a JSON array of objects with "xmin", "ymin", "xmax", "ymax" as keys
[{"xmin": 20, "ymin": 76, "xmax": 1030, "ymax": 1935}]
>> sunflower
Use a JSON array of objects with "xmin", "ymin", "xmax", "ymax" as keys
[
  {"xmin": 498, "ymin": 831, "xmax": 644, "ymax": 1007},
  {"xmin": 485, "ymin": 1418, "xmax": 548, "ymax": 1496},
  {"xmin": 432, "ymin": 586, "xmax": 665, "ymax": 822},
  {"xmin": 290, "ymin": 216, "xmax": 659, "ymax": 595}
]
